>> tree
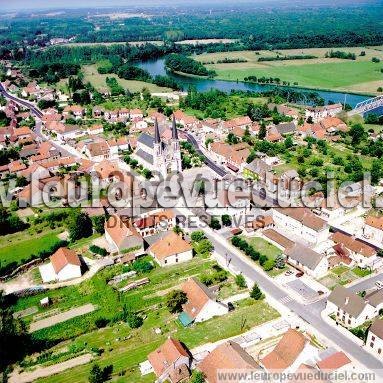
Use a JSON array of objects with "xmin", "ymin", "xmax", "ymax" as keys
[
  {"xmin": 349, "ymin": 123, "xmax": 366, "ymax": 145},
  {"xmin": 92, "ymin": 215, "xmax": 106, "ymax": 234},
  {"xmin": 250, "ymin": 283, "xmax": 263, "ymax": 300},
  {"xmin": 235, "ymin": 274, "xmax": 247, "ymax": 288},
  {"xmin": 15, "ymin": 176, "xmax": 28, "ymax": 187},
  {"xmin": 165, "ymin": 290, "xmax": 188, "ymax": 313},
  {"xmin": 371, "ymin": 159, "xmax": 382, "ymax": 185},
  {"xmin": 194, "ymin": 239, "xmax": 214, "ymax": 256},
  {"xmin": 190, "ymin": 371, "xmax": 206, "ymax": 383},
  {"xmin": 275, "ymin": 254, "xmax": 286, "ymax": 269},
  {"xmin": 262, "ymin": 258, "xmax": 275, "ymax": 271},
  {"xmin": 210, "ymin": 217, "xmax": 221, "ymax": 230},
  {"xmin": 258, "ymin": 121, "xmax": 266, "ymax": 139},
  {"xmin": 221, "ymin": 214, "xmax": 232, "ymax": 227},
  {"xmin": 191, "ymin": 230, "xmax": 206, "ymax": 242},
  {"xmin": 89, "ymin": 364, "xmax": 103, "ymax": 383},
  {"xmin": 126, "ymin": 312, "xmax": 143, "ymax": 329},
  {"xmin": 68, "ymin": 211, "xmax": 93, "ymax": 242},
  {"xmin": 284, "ymin": 136, "xmax": 293, "ymax": 148}
]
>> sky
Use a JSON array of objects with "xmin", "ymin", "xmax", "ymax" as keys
[{"xmin": 0, "ymin": 0, "xmax": 372, "ymax": 11}]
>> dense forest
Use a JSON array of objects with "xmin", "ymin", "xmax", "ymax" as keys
[{"xmin": 0, "ymin": 3, "xmax": 382, "ymax": 59}]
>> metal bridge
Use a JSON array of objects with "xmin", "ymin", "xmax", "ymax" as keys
[{"xmin": 348, "ymin": 94, "xmax": 383, "ymax": 116}]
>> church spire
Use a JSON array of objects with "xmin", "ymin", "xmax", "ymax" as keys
[
  {"xmin": 154, "ymin": 118, "xmax": 161, "ymax": 144},
  {"xmin": 172, "ymin": 114, "xmax": 178, "ymax": 140}
]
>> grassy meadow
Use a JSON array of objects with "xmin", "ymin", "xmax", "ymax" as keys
[{"xmin": 194, "ymin": 46, "xmax": 383, "ymax": 94}]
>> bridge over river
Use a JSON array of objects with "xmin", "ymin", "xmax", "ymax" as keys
[{"xmin": 348, "ymin": 95, "xmax": 383, "ymax": 116}]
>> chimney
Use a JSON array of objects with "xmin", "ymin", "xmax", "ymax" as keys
[{"xmin": 345, "ymin": 297, "xmax": 349, "ymax": 305}]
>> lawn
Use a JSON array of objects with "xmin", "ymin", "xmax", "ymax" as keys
[
  {"xmin": 352, "ymin": 267, "xmax": 372, "ymax": 278},
  {"xmin": 241, "ymin": 236, "xmax": 282, "ymax": 260},
  {"xmin": 0, "ymin": 231, "xmax": 62, "ymax": 269},
  {"xmin": 195, "ymin": 47, "xmax": 383, "ymax": 94},
  {"xmin": 82, "ymin": 64, "xmax": 171, "ymax": 93}
]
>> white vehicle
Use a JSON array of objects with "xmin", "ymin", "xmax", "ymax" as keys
[{"xmin": 375, "ymin": 281, "xmax": 383, "ymax": 289}]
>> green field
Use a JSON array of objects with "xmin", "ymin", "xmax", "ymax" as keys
[
  {"xmin": 241, "ymin": 236, "xmax": 282, "ymax": 260},
  {"xmin": 0, "ymin": 231, "xmax": 61, "ymax": 268},
  {"xmin": 195, "ymin": 47, "xmax": 383, "ymax": 94},
  {"xmin": 82, "ymin": 64, "xmax": 171, "ymax": 93}
]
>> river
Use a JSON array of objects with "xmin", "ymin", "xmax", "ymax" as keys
[{"xmin": 138, "ymin": 58, "xmax": 371, "ymax": 107}]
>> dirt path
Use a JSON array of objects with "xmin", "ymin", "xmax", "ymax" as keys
[
  {"xmin": 29, "ymin": 303, "xmax": 96, "ymax": 332},
  {"xmin": 9, "ymin": 354, "xmax": 93, "ymax": 383}
]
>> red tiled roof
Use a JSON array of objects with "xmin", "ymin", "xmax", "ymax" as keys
[{"xmin": 50, "ymin": 247, "xmax": 81, "ymax": 274}]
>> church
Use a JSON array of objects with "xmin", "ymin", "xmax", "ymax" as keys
[{"xmin": 134, "ymin": 115, "xmax": 182, "ymax": 177}]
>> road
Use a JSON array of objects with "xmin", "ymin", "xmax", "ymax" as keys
[
  {"xmin": 176, "ymin": 207, "xmax": 383, "ymax": 371},
  {"xmin": 0, "ymin": 83, "xmax": 77, "ymax": 157},
  {"xmin": 0, "ymin": 83, "xmax": 43, "ymax": 118},
  {"xmin": 184, "ymin": 131, "xmax": 228, "ymax": 178}
]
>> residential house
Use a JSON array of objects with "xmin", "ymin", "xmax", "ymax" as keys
[
  {"xmin": 274, "ymin": 122, "xmax": 296, "ymax": 136},
  {"xmin": 242, "ymin": 158, "xmax": 272, "ymax": 181},
  {"xmin": 83, "ymin": 140, "xmax": 110, "ymax": 162},
  {"xmin": 305, "ymin": 103, "xmax": 342, "ymax": 123},
  {"xmin": 366, "ymin": 319, "xmax": 383, "ymax": 357},
  {"xmin": 272, "ymin": 208, "xmax": 329, "ymax": 244},
  {"xmin": 364, "ymin": 216, "xmax": 383, "ymax": 244},
  {"xmin": 325, "ymin": 285, "xmax": 376, "ymax": 327},
  {"xmin": 87, "ymin": 124, "xmax": 103, "ymax": 136},
  {"xmin": 148, "ymin": 231, "xmax": 193, "ymax": 267},
  {"xmin": 284, "ymin": 242, "xmax": 328, "ymax": 278},
  {"xmin": 147, "ymin": 337, "xmax": 191, "ymax": 383},
  {"xmin": 261, "ymin": 329, "xmax": 312, "ymax": 373},
  {"xmin": 39, "ymin": 247, "xmax": 82, "ymax": 283},
  {"xmin": 104, "ymin": 214, "xmax": 144, "ymax": 253},
  {"xmin": 63, "ymin": 105, "xmax": 85, "ymax": 119},
  {"xmin": 133, "ymin": 209, "xmax": 175, "ymax": 238},
  {"xmin": 316, "ymin": 351, "xmax": 351, "ymax": 372},
  {"xmin": 198, "ymin": 341, "xmax": 260, "ymax": 383},
  {"xmin": 330, "ymin": 231, "xmax": 381, "ymax": 270},
  {"xmin": 179, "ymin": 277, "xmax": 229, "ymax": 325},
  {"xmin": 130, "ymin": 108, "xmax": 143, "ymax": 120}
]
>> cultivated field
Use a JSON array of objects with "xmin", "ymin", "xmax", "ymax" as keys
[
  {"xmin": 82, "ymin": 64, "xmax": 171, "ymax": 93},
  {"xmin": 194, "ymin": 46, "xmax": 383, "ymax": 94}
]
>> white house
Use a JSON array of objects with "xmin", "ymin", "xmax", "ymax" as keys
[
  {"xmin": 180, "ymin": 277, "xmax": 229, "ymax": 325},
  {"xmin": 147, "ymin": 337, "xmax": 191, "ymax": 382},
  {"xmin": 133, "ymin": 209, "xmax": 176, "ymax": 238},
  {"xmin": 325, "ymin": 285, "xmax": 376, "ymax": 328},
  {"xmin": 364, "ymin": 216, "xmax": 383, "ymax": 244},
  {"xmin": 284, "ymin": 242, "xmax": 328, "ymax": 278},
  {"xmin": 39, "ymin": 247, "xmax": 82, "ymax": 283},
  {"xmin": 331, "ymin": 231, "xmax": 382, "ymax": 270},
  {"xmin": 272, "ymin": 207, "xmax": 329, "ymax": 245},
  {"xmin": 148, "ymin": 231, "xmax": 193, "ymax": 267},
  {"xmin": 305, "ymin": 103, "xmax": 342, "ymax": 123},
  {"xmin": 367, "ymin": 319, "xmax": 383, "ymax": 358}
]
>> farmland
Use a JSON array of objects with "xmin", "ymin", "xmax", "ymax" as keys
[{"xmin": 194, "ymin": 46, "xmax": 383, "ymax": 94}]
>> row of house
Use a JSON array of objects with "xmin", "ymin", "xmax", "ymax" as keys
[{"xmin": 146, "ymin": 328, "xmax": 353, "ymax": 383}]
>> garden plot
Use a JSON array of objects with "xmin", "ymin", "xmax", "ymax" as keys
[{"xmin": 29, "ymin": 303, "xmax": 97, "ymax": 332}]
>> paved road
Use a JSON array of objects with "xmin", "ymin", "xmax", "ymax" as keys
[
  {"xmin": 176, "ymin": 207, "xmax": 383, "ymax": 371},
  {"xmin": 0, "ymin": 83, "xmax": 43, "ymax": 118},
  {"xmin": 184, "ymin": 131, "xmax": 228, "ymax": 178},
  {"xmin": 0, "ymin": 83, "xmax": 77, "ymax": 157}
]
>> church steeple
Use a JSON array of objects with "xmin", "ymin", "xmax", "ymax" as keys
[
  {"xmin": 154, "ymin": 118, "xmax": 161, "ymax": 144},
  {"xmin": 172, "ymin": 114, "xmax": 178, "ymax": 140}
]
